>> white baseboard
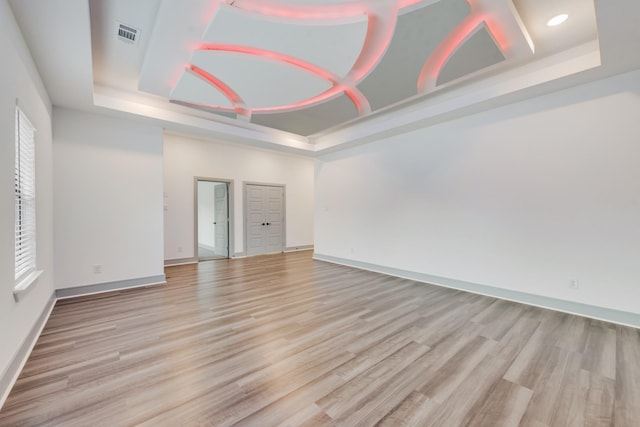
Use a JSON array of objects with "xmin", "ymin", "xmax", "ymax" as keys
[
  {"xmin": 0, "ymin": 292, "xmax": 56, "ymax": 410},
  {"xmin": 235, "ymin": 246, "xmax": 313, "ymax": 258},
  {"xmin": 285, "ymin": 245, "xmax": 314, "ymax": 252},
  {"xmin": 164, "ymin": 257, "xmax": 198, "ymax": 266},
  {"xmin": 313, "ymin": 253, "xmax": 640, "ymax": 329},
  {"xmin": 1, "ymin": 275, "xmax": 166, "ymax": 409},
  {"xmin": 56, "ymin": 275, "xmax": 166, "ymax": 300}
]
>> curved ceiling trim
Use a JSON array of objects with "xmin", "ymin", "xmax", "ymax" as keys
[
  {"xmin": 188, "ymin": 65, "xmax": 251, "ymax": 118},
  {"xmin": 195, "ymin": 44, "xmax": 371, "ymax": 115}
]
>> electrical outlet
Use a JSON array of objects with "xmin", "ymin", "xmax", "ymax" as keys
[
  {"xmin": 93, "ymin": 265, "xmax": 102, "ymax": 274},
  {"xmin": 569, "ymin": 279, "xmax": 579, "ymax": 290}
]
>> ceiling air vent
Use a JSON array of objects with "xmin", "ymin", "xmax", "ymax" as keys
[{"xmin": 116, "ymin": 22, "xmax": 140, "ymax": 46}]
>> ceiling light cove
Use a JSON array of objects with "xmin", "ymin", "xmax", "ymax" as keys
[
  {"xmin": 218, "ymin": 0, "xmax": 368, "ymax": 20},
  {"xmin": 170, "ymin": 0, "xmax": 399, "ymax": 118},
  {"xmin": 133, "ymin": 0, "xmax": 557, "ymax": 135},
  {"xmin": 203, "ymin": 4, "xmax": 369, "ymax": 77},
  {"xmin": 547, "ymin": 13, "xmax": 569, "ymax": 27},
  {"xmin": 417, "ymin": 0, "xmax": 534, "ymax": 93},
  {"xmin": 418, "ymin": 14, "xmax": 486, "ymax": 92},
  {"xmin": 186, "ymin": 65, "xmax": 250, "ymax": 118},
  {"xmin": 189, "ymin": 44, "xmax": 370, "ymax": 115}
]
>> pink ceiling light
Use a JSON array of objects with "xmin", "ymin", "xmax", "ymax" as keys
[
  {"xmin": 417, "ymin": 13, "xmax": 486, "ymax": 92},
  {"xmin": 173, "ymin": 0, "xmax": 520, "ymax": 120},
  {"xmin": 188, "ymin": 65, "xmax": 251, "ymax": 118},
  {"xmin": 215, "ymin": 0, "xmax": 368, "ymax": 21},
  {"xmin": 196, "ymin": 44, "xmax": 371, "ymax": 115},
  {"xmin": 173, "ymin": 0, "xmax": 404, "ymax": 117},
  {"xmin": 198, "ymin": 44, "xmax": 337, "ymax": 82},
  {"xmin": 418, "ymin": 0, "xmax": 518, "ymax": 93}
]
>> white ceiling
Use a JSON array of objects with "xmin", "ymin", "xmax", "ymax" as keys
[{"xmin": 7, "ymin": 0, "xmax": 640, "ymax": 155}]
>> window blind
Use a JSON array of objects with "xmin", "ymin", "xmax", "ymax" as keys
[{"xmin": 15, "ymin": 107, "xmax": 36, "ymax": 282}]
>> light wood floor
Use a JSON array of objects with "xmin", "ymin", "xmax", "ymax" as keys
[{"xmin": 1, "ymin": 251, "xmax": 639, "ymax": 426}]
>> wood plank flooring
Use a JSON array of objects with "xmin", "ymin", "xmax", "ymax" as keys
[{"xmin": 1, "ymin": 251, "xmax": 639, "ymax": 426}]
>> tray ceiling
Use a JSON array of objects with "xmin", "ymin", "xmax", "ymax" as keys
[
  {"xmin": 84, "ymin": 0, "xmax": 596, "ymax": 137},
  {"xmin": 9, "ymin": 0, "xmax": 614, "ymax": 153}
]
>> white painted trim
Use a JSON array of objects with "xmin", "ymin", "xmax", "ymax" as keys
[
  {"xmin": 311, "ymin": 41, "xmax": 601, "ymax": 153},
  {"xmin": 284, "ymin": 245, "xmax": 314, "ymax": 252},
  {"xmin": 313, "ymin": 254, "xmax": 640, "ymax": 329},
  {"xmin": 94, "ymin": 86, "xmax": 315, "ymax": 153},
  {"xmin": 194, "ymin": 177, "xmax": 235, "ymax": 261},
  {"xmin": 164, "ymin": 257, "xmax": 198, "ymax": 266},
  {"xmin": 13, "ymin": 269, "xmax": 44, "ymax": 302},
  {"xmin": 56, "ymin": 275, "xmax": 166, "ymax": 300},
  {"xmin": 0, "ymin": 292, "xmax": 56, "ymax": 410},
  {"xmin": 2, "ymin": 274, "xmax": 166, "ymax": 408}
]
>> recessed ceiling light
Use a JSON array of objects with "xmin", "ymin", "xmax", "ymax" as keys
[{"xmin": 547, "ymin": 14, "xmax": 569, "ymax": 27}]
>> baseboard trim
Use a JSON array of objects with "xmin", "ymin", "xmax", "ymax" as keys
[
  {"xmin": 164, "ymin": 257, "xmax": 197, "ymax": 266},
  {"xmin": 233, "ymin": 252, "xmax": 246, "ymax": 258},
  {"xmin": 285, "ymin": 245, "xmax": 314, "ymax": 252},
  {"xmin": 2, "ymin": 275, "xmax": 166, "ymax": 408},
  {"xmin": 56, "ymin": 275, "xmax": 167, "ymax": 300},
  {"xmin": 313, "ymin": 253, "xmax": 640, "ymax": 329},
  {"xmin": 0, "ymin": 292, "xmax": 56, "ymax": 410}
]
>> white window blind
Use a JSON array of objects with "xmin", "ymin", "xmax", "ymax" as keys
[{"xmin": 15, "ymin": 107, "xmax": 36, "ymax": 283}]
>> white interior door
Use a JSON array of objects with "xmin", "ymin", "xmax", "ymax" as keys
[
  {"xmin": 246, "ymin": 185, "xmax": 267, "ymax": 256},
  {"xmin": 265, "ymin": 186, "xmax": 284, "ymax": 253},
  {"xmin": 245, "ymin": 184, "xmax": 284, "ymax": 256}
]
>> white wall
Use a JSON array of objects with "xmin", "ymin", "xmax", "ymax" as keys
[
  {"xmin": 164, "ymin": 133, "xmax": 314, "ymax": 260},
  {"xmin": 53, "ymin": 108, "xmax": 165, "ymax": 289},
  {"xmin": 315, "ymin": 69, "xmax": 640, "ymax": 315},
  {"xmin": 0, "ymin": 0, "xmax": 55, "ymax": 397}
]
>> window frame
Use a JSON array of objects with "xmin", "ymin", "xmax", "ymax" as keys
[{"xmin": 13, "ymin": 106, "xmax": 41, "ymax": 300}]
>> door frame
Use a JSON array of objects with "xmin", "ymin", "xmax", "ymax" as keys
[
  {"xmin": 243, "ymin": 181, "xmax": 286, "ymax": 256},
  {"xmin": 194, "ymin": 177, "xmax": 235, "ymax": 260}
]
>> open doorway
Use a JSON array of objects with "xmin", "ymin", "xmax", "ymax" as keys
[{"xmin": 195, "ymin": 178, "xmax": 233, "ymax": 260}]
